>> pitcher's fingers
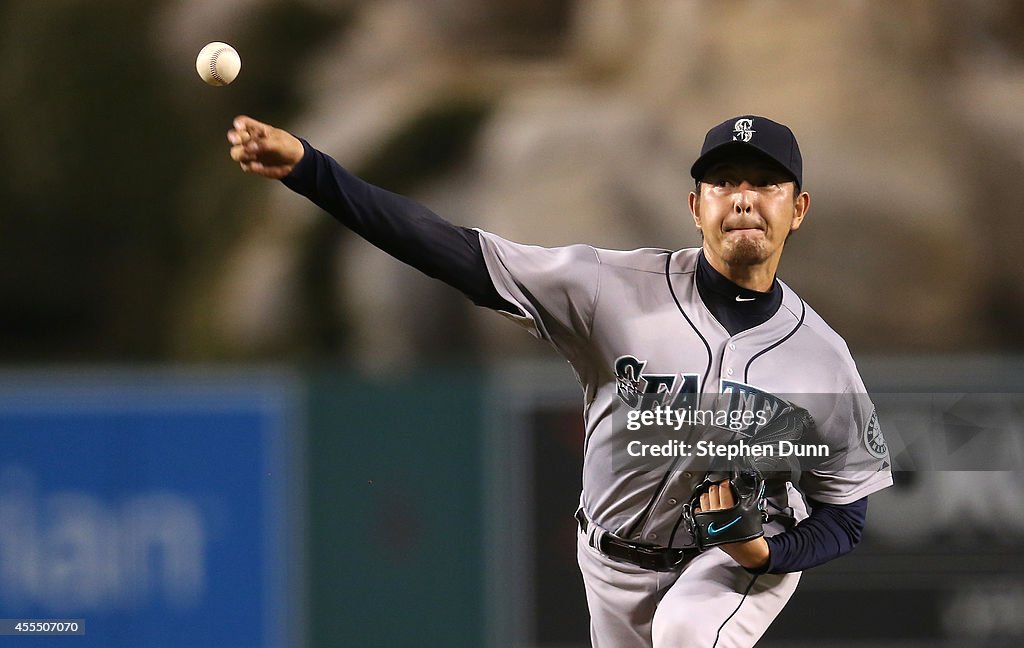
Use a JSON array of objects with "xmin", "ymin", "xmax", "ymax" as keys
[
  {"xmin": 233, "ymin": 115, "xmax": 269, "ymax": 138},
  {"xmin": 227, "ymin": 129, "xmax": 250, "ymax": 145},
  {"xmin": 717, "ymin": 480, "xmax": 735, "ymax": 508},
  {"xmin": 708, "ymin": 484, "xmax": 721, "ymax": 509},
  {"xmin": 230, "ymin": 144, "xmax": 256, "ymax": 163}
]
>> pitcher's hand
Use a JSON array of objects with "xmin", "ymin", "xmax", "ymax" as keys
[{"xmin": 227, "ymin": 115, "xmax": 305, "ymax": 179}]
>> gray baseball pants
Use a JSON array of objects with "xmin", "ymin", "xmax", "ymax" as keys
[{"xmin": 576, "ymin": 526, "xmax": 800, "ymax": 647}]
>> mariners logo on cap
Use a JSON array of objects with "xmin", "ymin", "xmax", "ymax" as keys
[{"xmin": 732, "ymin": 118, "xmax": 755, "ymax": 142}]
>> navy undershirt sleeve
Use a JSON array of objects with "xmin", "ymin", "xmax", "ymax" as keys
[
  {"xmin": 762, "ymin": 497, "xmax": 868, "ymax": 573},
  {"xmin": 280, "ymin": 138, "xmax": 514, "ymax": 312}
]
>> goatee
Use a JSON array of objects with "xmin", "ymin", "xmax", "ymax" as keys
[{"xmin": 722, "ymin": 238, "xmax": 770, "ymax": 267}]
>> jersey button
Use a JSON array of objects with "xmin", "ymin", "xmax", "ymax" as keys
[
  {"xmin": 682, "ymin": 472, "xmax": 692, "ymax": 479},
  {"xmin": 647, "ymin": 533, "xmax": 657, "ymax": 540},
  {"xmin": 668, "ymin": 498, "xmax": 678, "ymax": 505},
  {"xmin": 726, "ymin": 368, "xmax": 734, "ymax": 376},
  {"xmin": 729, "ymin": 343, "xmax": 736, "ymax": 351}
]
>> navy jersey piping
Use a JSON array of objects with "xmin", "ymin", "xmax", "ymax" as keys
[
  {"xmin": 743, "ymin": 298, "xmax": 806, "ymax": 383},
  {"xmin": 623, "ymin": 252, "xmax": 713, "ymax": 540}
]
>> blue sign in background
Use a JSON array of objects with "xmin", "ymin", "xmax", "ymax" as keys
[{"xmin": 0, "ymin": 371, "xmax": 301, "ymax": 647}]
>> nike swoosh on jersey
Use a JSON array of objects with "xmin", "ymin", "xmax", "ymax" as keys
[
  {"xmin": 707, "ymin": 516, "xmax": 743, "ymax": 535},
  {"xmin": 735, "ymin": 296, "xmax": 756, "ymax": 302}
]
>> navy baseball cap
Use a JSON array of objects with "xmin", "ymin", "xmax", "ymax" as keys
[{"xmin": 690, "ymin": 115, "xmax": 802, "ymax": 189}]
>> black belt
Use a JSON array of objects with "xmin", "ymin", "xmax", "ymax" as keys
[{"xmin": 576, "ymin": 509, "xmax": 699, "ymax": 572}]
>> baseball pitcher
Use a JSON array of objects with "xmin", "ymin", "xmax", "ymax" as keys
[{"xmin": 227, "ymin": 113, "xmax": 893, "ymax": 647}]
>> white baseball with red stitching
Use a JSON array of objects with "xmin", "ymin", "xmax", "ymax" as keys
[{"xmin": 196, "ymin": 42, "xmax": 241, "ymax": 86}]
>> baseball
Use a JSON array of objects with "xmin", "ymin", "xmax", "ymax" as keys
[{"xmin": 196, "ymin": 42, "xmax": 241, "ymax": 86}]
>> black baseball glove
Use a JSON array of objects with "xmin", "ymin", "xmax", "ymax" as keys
[{"xmin": 683, "ymin": 465, "xmax": 768, "ymax": 551}]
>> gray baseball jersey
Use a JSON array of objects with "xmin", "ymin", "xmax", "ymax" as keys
[{"xmin": 477, "ymin": 233, "xmax": 893, "ymax": 548}]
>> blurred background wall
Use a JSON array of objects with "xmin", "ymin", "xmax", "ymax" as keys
[
  {"xmin": 0, "ymin": 0, "xmax": 1022, "ymax": 646},
  {"xmin": 2, "ymin": 0, "xmax": 1023, "ymax": 366}
]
